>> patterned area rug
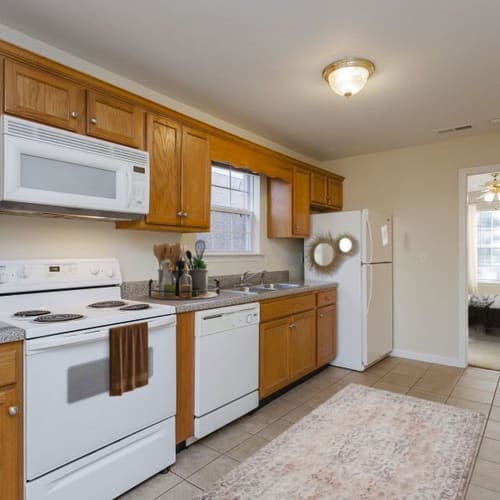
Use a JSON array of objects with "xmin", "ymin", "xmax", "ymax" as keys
[{"xmin": 201, "ymin": 384, "xmax": 484, "ymax": 500}]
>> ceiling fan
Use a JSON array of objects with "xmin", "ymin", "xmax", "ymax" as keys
[{"xmin": 480, "ymin": 173, "xmax": 500, "ymax": 202}]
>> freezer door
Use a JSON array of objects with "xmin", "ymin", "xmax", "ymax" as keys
[
  {"xmin": 362, "ymin": 263, "xmax": 393, "ymax": 366},
  {"xmin": 361, "ymin": 210, "xmax": 392, "ymax": 263}
]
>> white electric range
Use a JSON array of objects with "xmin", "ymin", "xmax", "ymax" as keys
[{"xmin": 0, "ymin": 258, "xmax": 177, "ymax": 500}]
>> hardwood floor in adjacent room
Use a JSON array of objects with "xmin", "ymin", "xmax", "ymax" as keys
[{"xmin": 119, "ymin": 357, "xmax": 500, "ymax": 500}]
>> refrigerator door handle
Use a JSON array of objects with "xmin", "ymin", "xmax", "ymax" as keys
[
  {"xmin": 366, "ymin": 264, "xmax": 373, "ymax": 315},
  {"xmin": 366, "ymin": 218, "xmax": 373, "ymax": 263}
]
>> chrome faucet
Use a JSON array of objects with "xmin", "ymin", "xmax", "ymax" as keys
[{"xmin": 240, "ymin": 270, "xmax": 267, "ymax": 285}]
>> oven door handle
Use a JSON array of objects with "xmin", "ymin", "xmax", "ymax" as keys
[
  {"xmin": 26, "ymin": 315, "xmax": 175, "ymax": 354},
  {"xmin": 26, "ymin": 328, "xmax": 109, "ymax": 354}
]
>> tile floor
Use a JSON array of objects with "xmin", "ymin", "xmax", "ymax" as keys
[{"xmin": 120, "ymin": 357, "xmax": 500, "ymax": 499}]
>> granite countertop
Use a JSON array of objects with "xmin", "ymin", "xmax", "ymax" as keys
[
  {"xmin": 133, "ymin": 281, "xmax": 338, "ymax": 314},
  {"xmin": 0, "ymin": 321, "xmax": 25, "ymax": 344}
]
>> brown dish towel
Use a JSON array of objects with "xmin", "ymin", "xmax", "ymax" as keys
[{"xmin": 109, "ymin": 322, "xmax": 149, "ymax": 396}]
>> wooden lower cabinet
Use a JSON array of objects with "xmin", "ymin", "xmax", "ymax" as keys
[
  {"xmin": 316, "ymin": 304, "xmax": 337, "ymax": 366},
  {"xmin": 289, "ymin": 310, "xmax": 316, "ymax": 380},
  {"xmin": 0, "ymin": 341, "xmax": 22, "ymax": 500},
  {"xmin": 259, "ymin": 288, "xmax": 337, "ymax": 400},
  {"xmin": 176, "ymin": 312, "xmax": 195, "ymax": 444},
  {"xmin": 259, "ymin": 318, "xmax": 290, "ymax": 399}
]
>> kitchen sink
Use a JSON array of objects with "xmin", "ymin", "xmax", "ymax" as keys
[{"xmin": 274, "ymin": 283, "xmax": 302, "ymax": 289}]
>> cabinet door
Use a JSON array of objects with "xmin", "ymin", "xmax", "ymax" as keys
[
  {"xmin": 289, "ymin": 310, "xmax": 316, "ymax": 381},
  {"xmin": 292, "ymin": 167, "xmax": 310, "ymax": 236},
  {"xmin": 259, "ymin": 318, "xmax": 290, "ymax": 399},
  {"xmin": 4, "ymin": 59, "xmax": 85, "ymax": 133},
  {"xmin": 145, "ymin": 114, "xmax": 182, "ymax": 226},
  {"xmin": 87, "ymin": 90, "xmax": 145, "ymax": 148},
  {"xmin": 310, "ymin": 172, "xmax": 328, "ymax": 205},
  {"xmin": 0, "ymin": 386, "xmax": 21, "ymax": 500},
  {"xmin": 327, "ymin": 177, "xmax": 343, "ymax": 209},
  {"xmin": 316, "ymin": 304, "xmax": 337, "ymax": 366},
  {"xmin": 180, "ymin": 127, "xmax": 211, "ymax": 229}
]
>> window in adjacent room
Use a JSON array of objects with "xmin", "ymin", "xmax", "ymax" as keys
[
  {"xmin": 477, "ymin": 210, "xmax": 500, "ymax": 281},
  {"xmin": 199, "ymin": 164, "xmax": 260, "ymax": 253}
]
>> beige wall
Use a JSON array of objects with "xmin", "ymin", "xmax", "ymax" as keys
[
  {"xmin": 322, "ymin": 133, "xmax": 500, "ymax": 364},
  {"xmin": 0, "ymin": 25, "xmax": 305, "ymax": 283}
]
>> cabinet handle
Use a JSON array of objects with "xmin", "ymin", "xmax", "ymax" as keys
[
  {"xmin": 8, "ymin": 406, "xmax": 18, "ymax": 416},
  {"xmin": 319, "ymin": 314, "xmax": 324, "ymax": 318},
  {"xmin": 177, "ymin": 211, "xmax": 184, "ymax": 217},
  {"xmin": 90, "ymin": 117, "xmax": 97, "ymax": 124},
  {"xmin": 289, "ymin": 323, "xmax": 296, "ymax": 329},
  {"xmin": 70, "ymin": 111, "xmax": 79, "ymax": 119},
  {"xmin": 182, "ymin": 212, "xmax": 188, "ymax": 218}
]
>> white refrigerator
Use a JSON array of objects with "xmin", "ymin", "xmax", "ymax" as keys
[{"xmin": 305, "ymin": 210, "xmax": 393, "ymax": 371}]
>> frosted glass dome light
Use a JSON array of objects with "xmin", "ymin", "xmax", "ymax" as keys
[{"xmin": 322, "ymin": 58, "xmax": 375, "ymax": 97}]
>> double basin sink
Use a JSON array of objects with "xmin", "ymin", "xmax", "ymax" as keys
[{"xmin": 227, "ymin": 283, "xmax": 303, "ymax": 296}]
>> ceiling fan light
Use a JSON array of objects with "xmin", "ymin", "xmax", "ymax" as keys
[
  {"xmin": 484, "ymin": 191, "xmax": 495, "ymax": 202},
  {"xmin": 322, "ymin": 57, "xmax": 375, "ymax": 97}
]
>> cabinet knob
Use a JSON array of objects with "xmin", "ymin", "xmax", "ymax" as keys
[
  {"xmin": 289, "ymin": 323, "xmax": 296, "ymax": 329},
  {"xmin": 90, "ymin": 117, "xmax": 97, "ymax": 124},
  {"xmin": 8, "ymin": 406, "xmax": 18, "ymax": 416},
  {"xmin": 177, "ymin": 211, "xmax": 184, "ymax": 217},
  {"xmin": 319, "ymin": 314, "xmax": 324, "ymax": 318},
  {"xmin": 182, "ymin": 212, "xmax": 188, "ymax": 218},
  {"xmin": 70, "ymin": 111, "xmax": 79, "ymax": 119}
]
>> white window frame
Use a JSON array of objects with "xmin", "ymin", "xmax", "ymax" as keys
[
  {"xmin": 477, "ymin": 209, "xmax": 500, "ymax": 283},
  {"xmin": 201, "ymin": 164, "xmax": 261, "ymax": 255}
]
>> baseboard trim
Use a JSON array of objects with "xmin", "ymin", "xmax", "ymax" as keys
[{"xmin": 391, "ymin": 349, "xmax": 466, "ymax": 368}]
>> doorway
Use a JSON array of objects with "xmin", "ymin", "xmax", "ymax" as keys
[{"xmin": 460, "ymin": 167, "xmax": 500, "ymax": 371}]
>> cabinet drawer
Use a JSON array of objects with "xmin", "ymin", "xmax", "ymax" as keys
[
  {"xmin": 316, "ymin": 288, "xmax": 337, "ymax": 307},
  {"xmin": 0, "ymin": 342, "xmax": 20, "ymax": 387},
  {"xmin": 260, "ymin": 293, "xmax": 315, "ymax": 322}
]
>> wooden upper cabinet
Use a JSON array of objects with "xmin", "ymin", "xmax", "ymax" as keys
[
  {"xmin": 327, "ymin": 177, "xmax": 343, "ymax": 209},
  {"xmin": 180, "ymin": 127, "xmax": 211, "ymax": 229},
  {"xmin": 86, "ymin": 90, "xmax": 145, "ymax": 149},
  {"xmin": 145, "ymin": 114, "xmax": 182, "ymax": 226},
  {"xmin": 4, "ymin": 59, "xmax": 85, "ymax": 133},
  {"xmin": 311, "ymin": 172, "xmax": 328, "ymax": 206},
  {"xmin": 292, "ymin": 167, "xmax": 311, "ymax": 237},
  {"xmin": 310, "ymin": 171, "xmax": 343, "ymax": 210}
]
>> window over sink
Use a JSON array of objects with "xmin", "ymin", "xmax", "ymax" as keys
[{"xmin": 198, "ymin": 163, "xmax": 260, "ymax": 253}]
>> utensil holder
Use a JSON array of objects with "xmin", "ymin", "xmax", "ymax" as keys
[{"xmin": 190, "ymin": 269, "xmax": 208, "ymax": 297}]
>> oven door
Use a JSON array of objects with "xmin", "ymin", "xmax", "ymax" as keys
[{"xmin": 24, "ymin": 316, "xmax": 176, "ymax": 480}]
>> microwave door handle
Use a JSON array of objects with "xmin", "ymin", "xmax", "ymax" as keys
[{"xmin": 126, "ymin": 169, "xmax": 133, "ymax": 208}]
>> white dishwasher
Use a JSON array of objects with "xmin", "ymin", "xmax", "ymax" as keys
[{"xmin": 194, "ymin": 302, "xmax": 260, "ymax": 439}]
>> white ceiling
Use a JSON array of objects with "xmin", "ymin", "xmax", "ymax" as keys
[{"xmin": 1, "ymin": 0, "xmax": 500, "ymax": 160}]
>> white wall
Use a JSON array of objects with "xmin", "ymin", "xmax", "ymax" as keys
[
  {"xmin": 0, "ymin": 25, "xmax": 305, "ymax": 282},
  {"xmin": 321, "ymin": 132, "xmax": 500, "ymax": 365}
]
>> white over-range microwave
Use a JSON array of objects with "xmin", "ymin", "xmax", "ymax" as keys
[{"xmin": 0, "ymin": 115, "xmax": 149, "ymax": 220}]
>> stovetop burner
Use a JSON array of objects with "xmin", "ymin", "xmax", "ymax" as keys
[
  {"xmin": 119, "ymin": 304, "xmax": 151, "ymax": 311},
  {"xmin": 14, "ymin": 310, "xmax": 51, "ymax": 318},
  {"xmin": 88, "ymin": 301, "xmax": 127, "ymax": 309},
  {"xmin": 33, "ymin": 314, "xmax": 85, "ymax": 323}
]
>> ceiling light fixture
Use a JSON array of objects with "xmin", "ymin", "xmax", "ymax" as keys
[
  {"xmin": 322, "ymin": 57, "xmax": 375, "ymax": 97},
  {"xmin": 480, "ymin": 173, "xmax": 500, "ymax": 203}
]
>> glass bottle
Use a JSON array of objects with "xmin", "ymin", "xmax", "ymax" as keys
[
  {"xmin": 178, "ymin": 264, "xmax": 193, "ymax": 299},
  {"xmin": 159, "ymin": 260, "xmax": 176, "ymax": 297}
]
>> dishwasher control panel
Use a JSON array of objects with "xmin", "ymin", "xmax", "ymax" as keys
[{"xmin": 195, "ymin": 302, "xmax": 260, "ymax": 337}]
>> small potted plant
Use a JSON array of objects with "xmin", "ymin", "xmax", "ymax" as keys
[{"xmin": 190, "ymin": 256, "xmax": 208, "ymax": 296}]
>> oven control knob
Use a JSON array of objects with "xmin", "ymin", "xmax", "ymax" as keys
[
  {"xmin": 106, "ymin": 268, "xmax": 115, "ymax": 278},
  {"xmin": 0, "ymin": 271, "xmax": 8, "ymax": 284},
  {"xmin": 18, "ymin": 266, "xmax": 30, "ymax": 279},
  {"xmin": 89, "ymin": 264, "xmax": 100, "ymax": 276}
]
